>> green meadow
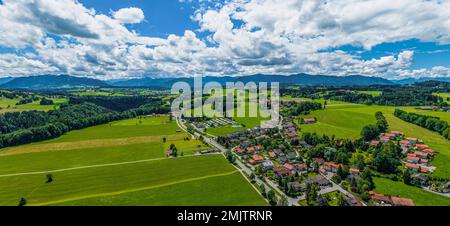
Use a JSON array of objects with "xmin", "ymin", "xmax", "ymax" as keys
[
  {"xmin": 373, "ymin": 177, "xmax": 450, "ymax": 206},
  {"xmin": 0, "ymin": 116, "xmax": 265, "ymax": 206},
  {"xmin": 434, "ymin": 92, "xmax": 450, "ymax": 104},
  {"xmin": 0, "ymin": 97, "xmax": 67, "ymax": 113}
]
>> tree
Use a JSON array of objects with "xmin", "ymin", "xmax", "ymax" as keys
[
  {"xmin": 403, "ymin": 170, "xmax": 413, "ymax": 185},
  {"xmin": 162, "ymin": 137, "xmax": 167, "ymax": 143},
  {"xmin": 278, "ymin": 195, "xmax": 289, "ymax": 206},
  {"xmin": 360, "ymin": 124, "xmax": 380, "ymax": 141},
  {"xmin": 46, "ymin": 174, "xmax": 53, "ymax": 183},
  {"xmin": 317, "ymin": 195, "xmax": 329, "ymax": 206},
  {"xmin": 267, "ymin": 190, "xmax": 277, "ymax": 206},
  {"xmin": 306, "ymin": 183, "xmax": 319, "ymax": 206},
  {"xmin": 19, "ymin": 198, "xmax": 27, "ymax": 206},
  {"xmin": 226, "ymin": 151, "xmax": 236, "ymax": 164},
  {"xmin": 337, "ymin": 193, "xmax": 348, "ymax": 206}
]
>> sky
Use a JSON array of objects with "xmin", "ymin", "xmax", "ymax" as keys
[{"xmin": 0, "ymin": 0, "xmax": 450, "ymax": 80}]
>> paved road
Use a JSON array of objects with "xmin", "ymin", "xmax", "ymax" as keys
[{"xmin": 175, "ymin": 116, "xmax": 298, "ymax": 205}]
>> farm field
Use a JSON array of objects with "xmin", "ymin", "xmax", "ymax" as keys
[
  {"xmin": 0, "ymin": 97, "xmax": 67, "ymax": 113},
  {"xmin": 398, "ymin": 106, "xmax": 450, "ymax": 123},
  {"xmin": 0, "ymin": 116, "xmax": 265, "ymax": 206},
  {"xmin": 434, "ymin": 92, "xmax": 450, "ymax": 103},
  {"xmin": 57, "ymin": 171, "xmax": 265, "ymax": 206},
  {"xmin": 373, "ymin": 177, "xmax": 450, "ymax": 206},
  {"xmin": 296, "ymin": 102, "xmax": 450, "ymax": 179},
  {"xmin": 356, "ymin": 91, "xmax": 382, "ymax": 97}
]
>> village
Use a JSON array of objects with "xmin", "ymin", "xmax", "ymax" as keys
[{"xmin": 216, "ymin": 116, "xmax": 447, "ymax": 206}]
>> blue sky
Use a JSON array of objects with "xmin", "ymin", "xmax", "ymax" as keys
[{"xmin": 0, "ymin": 0, "xmax": 450, "ymax": 79}]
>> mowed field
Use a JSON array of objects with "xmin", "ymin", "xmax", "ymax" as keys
[
  {"xmin": 434, "ymin": 92, "xmax": 450, "ymax": 104},
  {"xmin": 0, "ymin": 116, "xmax": 265, "ymax": 206}
]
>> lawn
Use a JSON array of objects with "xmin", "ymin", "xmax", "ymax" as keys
[
  {"xmin": 56, "ymin": 171, "xmax": 266, "ymax": 206},
  {"xmin": 0, "ymin": 116, "xmax": 264, "ymax": 206},
  {"xmin": 373, "ymin": 177, "xmax": 450, "ymax": 206},
  {"xmin": 0, "ymin": 155, "xmax": 265, "ymax": 206}
]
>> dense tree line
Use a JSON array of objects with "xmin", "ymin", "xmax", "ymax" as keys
[
  {"xmin": 360, "ymin": 112, "xmax": 388, "ymax": 141},
  {"xmin": 0, "ymin": 103, "xmax": 112, "ymax": 135},
  {"xmin": 394, "ymin": 109, "xmax": 450, "ymax": 139},
  {"xmin": 0, "ymin": 102, "xmax": 169, "ymax": 148},
  {"xmin": 284, "ymin": 101, "xmax": 322, "ymax": 116},
  {"xmin": 323, "ymin": 88, "xmax": 439, "ymax": 106},
  {"xmin": 69, "ymin": 96, "xmax": 153, "ymax": 112}
]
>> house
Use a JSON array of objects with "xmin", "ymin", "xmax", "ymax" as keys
[
  {"xmin": 370, "ymin": 140, "xmax": 380, "ymax": 146},
  {"xmin": 324, "ymin": 162, "xmax": 342, "ymax": 173},
  {"xmin": 407, "ymin": 137, "xmax": 419, "ymax": 144},
  {"xmin": 391, "ymin": 131, "xmax": 405, "ymax": 137},
  {"xmin": 405, "ymin": 163, "xmax": 420, "ymax": 172},
  {"xmin": 369, "ymin": 191, "xmax": 392, "ymax": 206},
  {"xmin": 384, "ymin": 133, "xmax": 396, "ymax": 140},
  {"xmin": 234, "ymin": 147, "xmax": 245, "ymax": 154},
  {"xmin": 283, "ymin": 163, "xmax": 294, "ymax": 171},
  {"xmin": 415, "ymin": 144, "xmax": 429, "ymax": 150},
  {"xmin": 407, "ymin": 156, "xmax": 420, "ymax": 163},
  {"xmin": 251, "ymin": 155, "xmax": 265, "ymax": 163},
  {"xmin": 286, "ymin": 152, "xmax": 297, "ymax": 161},
  {"xmin": 423, "ymin": 149, "xmax": 434, "ymax": 155},
  {"xmin": 420, "ymin": 167, "xmax": 430, "ymax": 173},
  {"xmin": 350, "ymin": 168, "xmax": 361, "ymax": 174},
  {"xmin": 311, "ymin": 175, "xmax": 331, "ymax": 187},
  {"xmin": 312, "ymin": 157, "xmax": 325, "ymax": 165},
  {"xmin": 411, "ymin": 173, "xmax": 429, "ymax": 186},
  {"xmin": 380, "ymin": 136, "xmax": 390, "ymax": 143},
  {"xmin": 414, "ymin": 151, "xmax": 429, "ymax": 159},
  {"xmin": 268, "ymin": 151, "xmax": 276, "ymax": 158},
  {"xmin": 287, "ymin": 182, "xmax": 307, "ymax": 192},
  {"xmin": 273, "ymin": 166, "xmax": 290, "ymax": 177},
  {"xmin": 261, "ymin": 161, "xmax": 274, "ymax": 171},
  {"xmin": 165, "ymin": 149, "xmax": 173, "ymax": 157},
  {"xmin": 345, "ymin": 196, "xmax": 363, "ymax": 206},
  {"xmin": 400, "ymin": 140, "xmax": 411, "ymax": 148},
  {"xmin": 391, "ymin": 197, "xmax": 415, "ymax": 206},
  {"xmin": 278, "ymin": 155, "xmax": 288, "ymax": 164},
  {"xmin": 420, "ymin": 159, "xmax": 429, "ymax": 164},
  {"xmin": 303, "ymin": 118, "xmax": 317, "ymax": 124},
  {"xmin": 294, "ymin": 163, "xmax": 307, "ymax": 172}
]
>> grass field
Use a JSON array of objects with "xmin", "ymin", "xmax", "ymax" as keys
[
  {"xmin": 356, "ymin": 91, "xmax": 382, "ymax": 97},
  {"xmin": 398, "ymin": 106, "xmax": 450, "ymax": 123},
  {"xmin": 0, "ymin": 116, "xmax": 265, "ymax": 206},
  {"xmin": 0, "ymin": 97, "xmax": 67, "ymax": 113},
  {"xmin": 434, "ymin": 92, "xmax": 450, "ymax": 104},
  {"xmin": 373, "ymin": 177, "xmax": 450, "ymax": 206},
  {"xmin": 295, "ymin": 102, "xmax": 450, "ymax": 179}
]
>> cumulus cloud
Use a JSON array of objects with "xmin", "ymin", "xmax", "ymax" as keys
[
  {"xmin": 0, "ymin": 0, "xmax": 449, "ymax": 79},
  {"xmin": 113, "ymin": 7, "xmax": 145, "ymax": 24}
]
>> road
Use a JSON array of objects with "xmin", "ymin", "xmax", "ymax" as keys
[{"xmin": 175, "ymin": 115, "xmax": 297, "ymax": 206}]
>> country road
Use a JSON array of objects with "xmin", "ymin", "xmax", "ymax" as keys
[{"xmin": 175, "ymin": 115, "xmax": 299, "ymax": 206}]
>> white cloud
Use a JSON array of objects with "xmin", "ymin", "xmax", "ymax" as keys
[
  {"xmin": 113, "ymin": 7, "xmax": 145, "ymax": 24},
  {"xmin": 0, "ymin": 0, "xmax": 449, "ymax": 79}
]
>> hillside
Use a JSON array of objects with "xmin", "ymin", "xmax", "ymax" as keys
[
  {"xmin": 112, "ymin": 74, "xmax": 394, "ymax": 88},
  {"xmin": 0, "ymin": 75, "xmax": 108, "ymax": 89}
]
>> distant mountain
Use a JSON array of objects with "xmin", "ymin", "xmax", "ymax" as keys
[
  {"xmin": 112, "ymin": 74, "xmax": 394, "ymax": 88},
  {"xmin": 393, "ymin": 77, "xmax": 450, "ymax": 85},
  {"xmin": 0, "ymin": 75, "xmax": 109, "ymax": 89},
  {"xmin": 0, "ymin": 77, "xmax": 14, "ymax": 85}
]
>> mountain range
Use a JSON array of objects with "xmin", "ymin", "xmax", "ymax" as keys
[{"xmin": 0, "ymin": 74, "xmax": 448, "ymax": 89}]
